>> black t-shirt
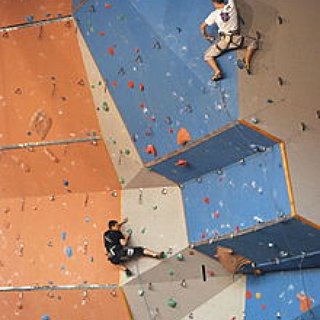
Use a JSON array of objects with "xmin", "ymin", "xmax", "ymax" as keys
[{"xmin": 103, "ymin": 230, "xmax": 124, "ymax": 252}]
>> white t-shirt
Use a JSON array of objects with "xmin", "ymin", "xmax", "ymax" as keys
[{"xmin": 205, "ymin": 0, "xmax": 239, "ymax": 34}]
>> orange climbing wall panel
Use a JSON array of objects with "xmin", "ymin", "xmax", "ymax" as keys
[
  {"xmin": 0, "ymin": 0, "xmax": 71, "ymax": 28},
  {"xmin": 0, "ymin": 16, "xmax": 125, "ymax": 307},
  {"xmin": 0, "ymin": 288, "xmax": 130, "ymax": 320},
  {"xmin": 0, "ymin": 20, "xmax": 99, "ymax": 145},
  {"xmin": 0, "ymin": 143, "xmax": 121, "ymax": 198},
  {"xmin": 0, "ymin": 192, "xmax": 121, "ymax": 287},
  {"xmin": 0, "ymin": 20, "xmax": 120, "ymax": 198}
]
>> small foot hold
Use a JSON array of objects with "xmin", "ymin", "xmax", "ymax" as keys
[
  {"xmin": 211, "ymin": 73, "xmax": 222, "ymax": 81},
  {"xmin": 237, "ymin": 59, "xmax": 251, "ymax": 74}
]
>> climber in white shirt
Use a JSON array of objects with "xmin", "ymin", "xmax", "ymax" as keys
[{"xmin": 200, "ymin": 0, "xmax": 259, "ymax": 81}]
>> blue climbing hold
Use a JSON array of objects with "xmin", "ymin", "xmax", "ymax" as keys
[
  {"xmin": 61, "ymin": 231, "xmax": 67, "ymax": 241},
  {"xmin": 26, "ymin": 16, "xmax": 34, "ymax": 23},
  {"xmin": 41, "ymin": 315, "xmax": 50, "ymax": 320},
  {"xmin": 63, "ymin": 179, "xmax": 69, "ymax": 187},
  {"xmin": 65, "ymin": 246, "xmax": 73, "ymax": 258}
]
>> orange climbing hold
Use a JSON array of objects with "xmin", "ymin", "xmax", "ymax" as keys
[
  {"xmin": 177, "ymin": 128, "xmax": 191, "ymax": 145},
  {"xmin": 145, "ymin": 145, "xmax": 157, "ymax": 157},
  {"xmin": 297, "ymin": 293, "xmax": 313, "ymax": 312},
  {"xmin": 107, "ymin": 47, "xmax": 115, "ymax": 56},
  {"xmin": 128, "ymin": 81, "xmax": 135, "ymax": 89},
  {"xmin": 203, "ymin": 197, "xmax": 210, "ymax": 204}
]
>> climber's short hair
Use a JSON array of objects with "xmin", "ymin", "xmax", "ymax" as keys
[{"xmin": 108, "ymin": 220, "xmax": 118, "ymax": 229}]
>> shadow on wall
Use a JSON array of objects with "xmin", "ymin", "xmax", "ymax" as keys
[{"xmin": 237, "ymin": 0, "xmax": 279, "ymax": 69}]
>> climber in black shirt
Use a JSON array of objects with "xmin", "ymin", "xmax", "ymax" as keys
[{"xmin": 104, "ymin": 218, "xmax": 165, "ymax": 276}]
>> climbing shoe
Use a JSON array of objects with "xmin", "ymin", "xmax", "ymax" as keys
[{"xmin": 125, "ymin": 269, "xmax": 133, "ymax": 277}]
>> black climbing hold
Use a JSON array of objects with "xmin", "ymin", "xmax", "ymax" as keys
[
  {"xmin": 267, "ymin": 99, "xmax": 274, "ymax": 104},
  {"xmin": 153, "ymin": 41, "xmax": 161, "ymax": 49},
  {"xmin": 201, "ymin": 264, "xmax": 207, "ymax": 282},
  {"xmin": 176, "ymin": 27, "xmax": 182, "ymax": 33},
  {"xmin": 88, "ymin": 5, "xmax": 96, "ymax": 12},
  {"xmin": 277, "ymin": 16, "xmax": 283, "ymax": 25},
  {"xmin": 316, "ymin": 110, "xmax": 320, "ymax": 119},
  {"xmin": 135, "ymin": 55, "xmax": 143, "ymax": 64},
  {"xmin": 277, "ymin": 77, "xmax": 284, "ymax": 87},
  {"xmin": 118, "ymin": 67, "xmax": 125, "ymax": 76},
  {"xmin": 300, "ymin": 122, "xmax": 307, "ymax": 131}
]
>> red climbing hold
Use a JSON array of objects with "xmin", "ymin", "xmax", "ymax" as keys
[
  {"xmin": 213, "ymin": 211, "xmax": 220, "ymax": 219},
  {"xmin": 111, "ymin": 81, "xmax": 118, "ymax": 87},
  {"xmin": 177, "ymin": 128, "xmax": 191, "ymax": 145},
  {"xmin": 175, "ymin": 159, "xmax": 188, "ymax": 167},
  {"xmin": 139, "ymin": 103, "xmax": 145, "ymax": 109},
  {"xmin": 127, "ymin": 81, "xmax": 135, "ymax": 89},
  {"xmin": 139, "ymin": 83, "xmax": 145, "ymax": 91},
  {"xmin": 145, "ymin": 145, "xmax": 157, "ymax": 157},
  {"xmin": 99, "ymin": 31, "xmax": 106, "ymax": 36},
  {"xmin": 168, "ymin": 128, "xmax": 174, "ymax": 134},
  {"xmin": 261, "ymin": 304, "xmax": 267, "ymax": 310},
  {"xmin": 246, "ymin": 291, "xmax": 252, "ymax": 299},
  {"xmin": 203, "ymin": 197, "xmax": 210, "ymax": 204},
  {"xmin": 105, "ymin": 3, "xmax": 112, "ymax": 9},
  {"xmin": 107, "ymin": 47, "xmax": 115, "ymax": 56}
]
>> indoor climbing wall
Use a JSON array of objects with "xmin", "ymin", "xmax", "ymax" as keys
[
  {"xmin": 1, "ymin": 0, "xmax": 320, "ymax": 319},
  {"xmin": 0, "ymin": 0, "xmax": 71, "ymax": 27},
  {"xmin": 72, "ymin": 0, "xmax": 320, "ymax": 319},
  {"xmin": 0, "ymin": 15, "xmax": 131, "ymax": 320}
]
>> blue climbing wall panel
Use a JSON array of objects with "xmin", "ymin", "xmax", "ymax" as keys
[
  {"xmin": 150, "ymin": 122, "xmax": 278, "ymax": 183},
  {"xmin": 246, "ymin": 269, "xmax": 320, "ymax": 320},
  {"xmin": 196, "ymin": 218, "xmax": 320, "ymax": 272},
  {"xmin": 182, "ymin": 143, "xmax": 290, "ymax": 243},
  {"xmin": 74, "ymin": 0, "xmax": 239, "ymax": 162}
]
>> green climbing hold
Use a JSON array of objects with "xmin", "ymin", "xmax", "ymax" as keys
[
  {"xmin": 119, "ymin": 177, "xmax": 125, "ymax": 184},
  {"xmin": 91, "ymin": 85, "xmax": 95, "ymax": 89},
  {"xmin": 124, "ymin": 149, "xmax": 130, "ymax": 156},
  {"xmin": 102, "ymin": 101, "xmax": 109, "ymax": 112},
  {"xmin": 98, "ymin": 81, "xmax": 103, "ymax": 86},
  {"xmin": 138, "ymin": 289, "xmax": 144, "ymax": 296},
  {"xmin": 117, "ymin": 15, "xmax": 127, "ymax": 21},
  {"xmin": 176, "ymin": 253, "xmax": 184, "ymax": 261},
  {"xmin": 126, "ymin": 228, "xmax": 133, "ymax": 235},
  {"xmin": 167, "ymin": 298, "xmax": 177, "ymax": 308},
  {"xmin": 141, "ymin": 227, "xmax": 146, "ymax": 234},
  {"xmin": 168, "ymin": 270, "xmax": 175, "ymax": 276}
]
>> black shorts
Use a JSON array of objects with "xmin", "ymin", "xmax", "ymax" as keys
[
  {"xmin": 123, "ymin": 246, "xmax": 144, "ymax": 258},
  {"xmin": 108, "ymin": 246, "xmax": 144, "ymax": 265}
]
